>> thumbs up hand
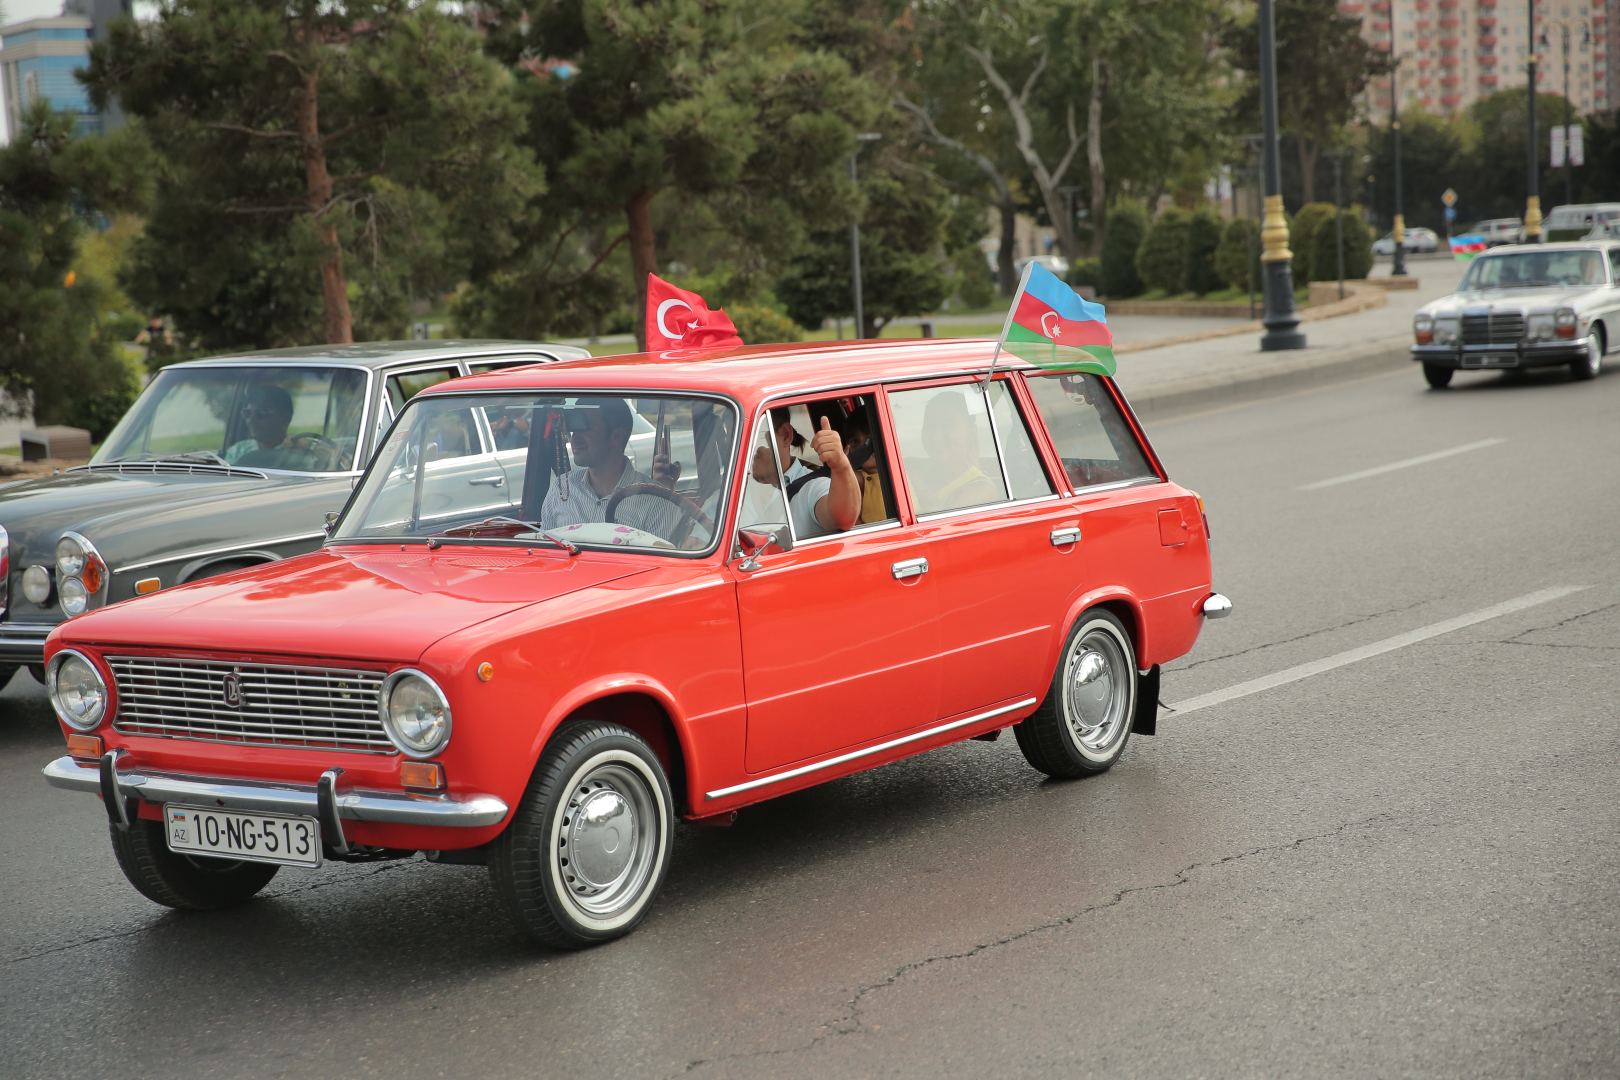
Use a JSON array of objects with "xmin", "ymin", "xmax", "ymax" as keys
[{"xmin": 811, "ymin": 415, "xmax": 848, "ymax": 472}]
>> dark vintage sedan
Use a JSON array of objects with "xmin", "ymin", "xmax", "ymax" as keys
[{"xmin": 0, "ymin": 341, "xmax": 587, "ymax": 689}]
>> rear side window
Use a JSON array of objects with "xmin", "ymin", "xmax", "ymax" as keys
[
  {"xmin": 888, "ymin": 381, "xmax": 1051, "ymax": 516},
  {"xmin": 1024, "ymin": 373, "xmax": 1158, "ymax": 490}
]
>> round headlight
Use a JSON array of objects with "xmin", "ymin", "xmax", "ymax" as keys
[
  {"xmin": 21, "ymin": 565, "xmax": 53, "ymax": 605},
  {"xmin": 379, "ymin": 670, "xmax": 451, "ymax": 758},
  {"xmin": 59, "ymin": 576, "xmax": 89, "ymax": 616},
  {"xmin": 48, "ymin": 650, "xmax": 108, "ymax": 731},
  {"xmin": 56, "ymin": 535, "xmax": 86, "ymax": 578}
]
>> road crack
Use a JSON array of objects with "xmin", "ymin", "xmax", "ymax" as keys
[{"xmin": 675, "ymin": 811, "xmax": 1395, "ymax": 1077}]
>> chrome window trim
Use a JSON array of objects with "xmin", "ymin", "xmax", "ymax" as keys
[
  {"xmin": 704, "ymin": 697, "xmax": 1039, "ymax": 800},
  {"xmin": 910, "ymin": 492, "xmax": 1064, "ymax": 526},
  {"xmin": 114, "ymin": 532, "xmax": 324, "ymax": 576},
  {"xmin": 1067, "ymin": 477, "xmax": 1164, "ymax": 498},
  {"xmin": 788, "ymin": 517, "xmax": 907, "ymax": 548},
  {"xmin": 0, "ymin": 523, "xmax": 8, "ymax": 620}
]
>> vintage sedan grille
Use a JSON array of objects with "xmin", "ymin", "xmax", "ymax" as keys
[
  {"xmin": 1461, "ymin": 312, "xmax": 1525, "ymax": 345},
  {"xmin": 109, "ymin": 656, "xmax": 392, "ymax": 753}
]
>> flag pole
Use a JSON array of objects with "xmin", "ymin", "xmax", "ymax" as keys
[{"xmin": 983, "ymin": 261, "xmax": 1035, "ymax": 386}]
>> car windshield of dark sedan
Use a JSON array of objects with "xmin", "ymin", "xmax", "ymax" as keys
[
  {"xmin": 333, "ymin": 392, "xmax": 738, "ymax": 554},
  {"xmin": 1463, "ymin": 251, "xmax": 1606, "ymax": 290},
  {"xmin": 92, "ymin": 365, "xmax": 369, "ymax": 473}
]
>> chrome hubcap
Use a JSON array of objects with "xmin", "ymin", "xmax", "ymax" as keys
[
  {"xmin": 1063, "ymin": 629, "xmax": 1129, "ymax": 756},
  {"xmin": 554, "ymin": 760, "xmax": 660, "ymax": 918}
]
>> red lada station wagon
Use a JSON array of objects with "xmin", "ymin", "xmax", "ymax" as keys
[{"xmin": 42, "ymin": 339, "xmax": 1230, "ymax": 947}]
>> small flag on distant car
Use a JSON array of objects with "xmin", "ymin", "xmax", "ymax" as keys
[
  {"xmin": 989, "ymin": 260, "xmax": 1115, "ymax": 378},
  {"xmin": 1450, "ymin": 234, "xmax": 1487, "ymax": 260},
  {"xmin": 644, "ymin": 274, "xmax": 744, "ymax": 351}
]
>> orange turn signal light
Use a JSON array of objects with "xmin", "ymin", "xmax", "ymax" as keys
[
  {"xmin": 399, "ymin": 761, "xmax": 444, "ymax": 791},
  {"xmin": 135, "ymin": 577, "xmax": 162, "ymax": 595},
  {"xmin": 66, "ymin": 734, "xmax": 103, "ymax": 760}
]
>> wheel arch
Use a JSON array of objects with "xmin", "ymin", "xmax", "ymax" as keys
[
  {"xmin": 1057, "ymin": 588, "xmax": 1147, "ymax": 672},
  {"xmin": 177, "ymin": 550, "xmax": 281, "ymax": 584},
  {"xmin": 536, "ymin": 682, "xmax": 694, "ymax": 815}
]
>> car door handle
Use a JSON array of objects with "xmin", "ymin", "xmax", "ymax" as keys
[
  {"xmin": 891, "ymin": 557, "xmax": 929, "ymax": 580},
  {"xmin": 467, "ymin": 475, "xmax": 505, "ymax": 488},
  {"xmin": 1050, "ymin": 526, "xmax": 1082, "ymax": 547}
]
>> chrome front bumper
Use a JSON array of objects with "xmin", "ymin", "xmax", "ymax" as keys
[
  {"xmin": 0, "ymin": 622, "xmax": 53, "ymax": 665},
  {"xmin": 43, "ymin": 753, "xmax": 509, "ymax": 849}
]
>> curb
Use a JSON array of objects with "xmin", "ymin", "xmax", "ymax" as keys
[{"xmin": 1122, "ymin": 337, "xmax": 1414, "ymax": 419}]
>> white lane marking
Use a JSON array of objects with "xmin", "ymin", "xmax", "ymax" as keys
[
  {"xmin": 1168, "ymin": 585, "xmax": 1586, "ymax": 718},
  {"xmin": 1299, "ymin": 437, "xmax": 1505, "ymax": 491}
]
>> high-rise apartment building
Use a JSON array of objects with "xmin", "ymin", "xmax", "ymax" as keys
[
  {"xmin": 1342, "ymin": 0, "xmax": 1609, "ymax": 116},
  {"xmin": 0, "ymin": 14, "xmax": 99, "ymax": 142}
]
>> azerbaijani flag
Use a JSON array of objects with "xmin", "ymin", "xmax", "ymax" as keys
[
  {"xmin": 997, "ymin": 261, "xmax": 1115, "ymax": 376},
  {"xmin": 1450, "ymin": 234, "xmax": 1487, "ymax": 260}
]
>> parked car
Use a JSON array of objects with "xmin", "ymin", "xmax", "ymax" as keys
[
  {"xmin": 1373, "ymin": 226, "xmax": 1441, "ymax": 255},
  {"xmin": 1410, "ymin": 241, "xmax": 1620, "ymax": 387},
  {"xmin": 1473, "ymin": 218, "xmax": 1524, "ymax": 247},
  {"xmin": 40, "ymin": 339, "xmax": 1228, "ymax": 947},
  {"xmin": 0, "ymin": 341, "xmax": 588, "ymax": 690},
  {"xmin": 1540, "ymin": 203, "xmax": 1620, "ymax": 242},
  {"xmin": 1017, "ymin": 254, "xmax": 1071, "ymax": 277}
]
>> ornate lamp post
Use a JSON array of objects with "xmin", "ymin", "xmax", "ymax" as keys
[
  {"xmin": 1388, "ymin": 1, "xmax": 1406, "ymax": 277},
  {"xmin": 1257, "ymin": 0, "xmax": 1304, "ymax": 351},
  {"xmin": 1525, "ymin": 0, "xmax": 1542, "ymax": 242}
]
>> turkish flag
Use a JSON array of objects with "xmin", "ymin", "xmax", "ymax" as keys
[{"xmin": 645, "ymin": 273, "xmax": 744, "ymax": 351}]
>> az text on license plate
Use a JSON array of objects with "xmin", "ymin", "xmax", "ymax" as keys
[{"xmin": 166, "ymin": 805, "xmax": 322, "ymax": 869}]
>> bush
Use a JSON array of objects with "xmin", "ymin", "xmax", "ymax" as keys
[
  {"xmin": 1185, "ymin": 209, "xmax": 1225, "ymax": 296},
  {"xmin": 1289, "ymin": 201, "xmax": 1338, "ymax": 284},
  {"xmin": 47, "ymin": 347, "xmax": 145, "ymax": 443},
  {"xmin": 1307, "ymin": 208, "xmax": 1377, "ymax": 284},
  {"xmin": 728, "ymin": 303, "xmax": 803, "ymax": 344},
  {"xmin": 1100, "ymin": 201, "xmax": 1149, "ymax": 298},
  {"xmin": 1135, "ymin": 207, "xmax": 1193, "ymax": 295},
  {"xmin": 948, "ymin": 246, "xmax": 997, "ymax": 310},
  {"xmin": 1067, "ymin": 257, "xmax": 1102, "ymax": 290},
  {"xmin": 1215, "ymin": 218, "xmax": 1261, "ymax": 294}
]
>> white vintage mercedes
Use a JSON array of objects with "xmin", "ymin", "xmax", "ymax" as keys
[{"xmin": 1410, "ymin": 241, "xmax": 1620, "ymax": 388}]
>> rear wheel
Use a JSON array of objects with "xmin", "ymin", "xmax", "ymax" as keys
[
  {"xmin": 1015, "ymin": 609, "xmax": 1137, "ymax": 778},
  {"xmin": 490, "ymin": 721, "xmax": 673, "ymax": 948},
  {"xmin": 1571, "ymin": 327, "xmax": 1603, "ymax": 381},
  {"xmin": 1423, "ymin": 363, "xmax": 1454, "ymax": 389},
  {"xmin": 109, "ymin": 819, "xmax": 279, "ymax": 910}
]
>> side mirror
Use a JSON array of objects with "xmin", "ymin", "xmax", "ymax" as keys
[
  {"xmin": 736, "ymin": 525, "xmax": 792, "ymax": 571},
  {"xmin": 323, "ymin": 510, "xmax": 339, "ymax": 536}
]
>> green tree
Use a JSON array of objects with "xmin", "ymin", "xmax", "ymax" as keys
[
  {"xmin": 1135, "ymin": 207, "xmax": 1193, "ymax": 295},
  {"xmin": 1224, "ymin": 0, "xmax": 1388, "ymax": 204},
  {"xmin": 776, "ymin": 166, "xmax": 951, "ymax": 338},
  {"xmin": 1361, "ymin": 109, "xmax": 1466, "ymax": 232},
  {"xmin": 468, "ymin": 0, "xmax": 875, "ymax": 349},
  {"xmin": 86, "ymin": 0, "xmax": 541, "ymax": 349},
  {"xmin": 0, "ymin": 102, "xmax": 152, "ymax": 438},
  {"xmin": 1461, "ymin": 90, "xmax": 1576, "ymax": 223},
  {"xmin": 1099, "ymin": 199, "xmax": 1148, "ymax": 298}
]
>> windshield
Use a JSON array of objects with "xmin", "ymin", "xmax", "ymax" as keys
[
  {"xmin": 93, "ymin": 365, "xmax": 369, "ymax": 473},
  {"xmin": 334, "ymin": 391, "xmax": 738, "ymax": 554},
  {"xmin": 1461, "ymin": 251, "xmax": 1606, "ymax": 289}
]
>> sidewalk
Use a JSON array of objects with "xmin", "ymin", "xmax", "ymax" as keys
[{"xmin": 1110, "ymin": 257, "xmax": 1464, "ymax": 418}]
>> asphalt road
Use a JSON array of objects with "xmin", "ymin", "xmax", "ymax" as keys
[{"xmin": 3, "ymin": 358, "xmax": 1617, "ymax": 1079}]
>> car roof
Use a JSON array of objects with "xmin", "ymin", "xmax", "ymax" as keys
[
  {"xmin": 164, "ymin": 340, "xmax": 589, "ymax": 372},
  {"xmin": 1479, "ymin": 241, "xmax": 1619, "ymax": 253},
  {"xmin": 429, "ymin": 338, "xmax": 1051, "ymax": 402}
]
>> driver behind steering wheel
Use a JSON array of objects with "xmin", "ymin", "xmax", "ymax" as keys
[{"xmin": 539, "ymin": 397, "xmax": 684, "ymax": 541}]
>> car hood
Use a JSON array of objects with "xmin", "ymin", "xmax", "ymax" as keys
[
  {"xmin": 1422, "ymin": 286, "xmax": 1596, "ymax": 315},
  {"xmin": 54, "ymin": 545, "xmax": 651, "ymax": 663}
]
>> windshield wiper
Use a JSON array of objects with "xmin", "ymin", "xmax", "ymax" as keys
[
  {"xmin": 147, "ymin": 450, "xmax": 232, "ymax": 466},
  {"xmin": 434, "ymin": 516, "xmax": 579, "ymax": 555}
]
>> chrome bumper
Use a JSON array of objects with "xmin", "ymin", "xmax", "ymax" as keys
[
  {"xmin": 0, "ymin": 622, "xmax": 53, "ymax": 664},
  {"xmin": 42, "ymin": 753, "xmax": 509, "ymax": 835},
  {"xmin": 1202, "ymin": 593, "xmax": 1233, "ymax": 619}
]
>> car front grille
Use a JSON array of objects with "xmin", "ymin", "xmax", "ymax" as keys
[
  {"xmin": 1461, "ymin": 312, "xmax": 1525, "ymax": 345},
  {"xmin": 109, "ymin": 656, "xmax": 392, "ymax": 753}
]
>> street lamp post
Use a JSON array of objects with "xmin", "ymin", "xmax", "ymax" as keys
[
  {"xmin": 1328, "ymin": 148, "xmax": 1346, "ymax": 301},
  {"xmin": 1542, "ymin": 20, "xmax": 1591, "ymax": 206},
  {"xmin": 1257, "ymin": 0, "xmax": 1305, "ymax": 351},
  {"xmin": 1526, "ymin": 0, "xmax": 1541, "ymax": 242},
  {"xmin": 1389, "ymin": 1, "xmax": 1406, "ymax": 277},
  {"xmin": 848, "ymin": 132, "xmax": 882, "ymax": 339}
]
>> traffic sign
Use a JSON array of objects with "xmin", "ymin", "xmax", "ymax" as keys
[{"xmin": 1441, "ymin": 188, "xmax": 1458, "ymax": 207}]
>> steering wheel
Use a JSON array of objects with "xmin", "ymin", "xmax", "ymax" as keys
[
  {"xmin": 288, "ymin": 432, "xmax": 341, "ymax": 469},
  {"xmin": 605, "ymin": 482, "xmax": 714, "ymax": 547}
]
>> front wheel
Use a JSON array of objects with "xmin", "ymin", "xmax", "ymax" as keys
[
  {"xmin": 1015, "ymin": 609, "xmax": 1138, "ymax": 779},
  {"xmin": 1423, "ymin": 363, "xmax": 1454, "ymax": 389},
  {"xmin": 110, "ymin": 819, "xmax": 279, "ymax": 910},
  {"xmin": 490, "ymin": 721, "xmax": 674, "ymax": 948},
  {"xmin": 1571, "ymin": 328, "xmax": 1603, "ymax": 381}
]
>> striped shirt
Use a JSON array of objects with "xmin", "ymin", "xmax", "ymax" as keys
[{"xmin": 540, "ymin": 458, "xmax": 684, "ymax": 540}]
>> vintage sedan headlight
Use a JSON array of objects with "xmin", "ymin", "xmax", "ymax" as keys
[
  {"xmin": 1413, "ymin": 315, "xmax": 1435, "ymax": 345},
  {"xmin": 47, "ymin": 649, "xmax": 108, "ymax": 731},
  {"xmin": 1526, "ymin": 313, "xmax": 1554, "ymax": 341},
  {"xmin": 59, "ymin": 576, "xmax": 89, "ymax": 616},
  {"xmin": 1553, "ymin": 307, "xmax": 1578, "ymax": 339},
  {"xmin": 56, "ymin": 535, "xmax": 86, "ymax": 578},
  {"xmin": 379, "ymin": 670, "xmax": 452, "ymax": 758},
  {"xmin": 54, "ymin": 531, "xmax": 106, "ymax": 617},
  {"xmin": 21, "ymin": 564, "xmax": 53, "ymax": 605},
  {"xmin": 1432, "ymin": 317, "xmax": 1460, "ymax": 346}
]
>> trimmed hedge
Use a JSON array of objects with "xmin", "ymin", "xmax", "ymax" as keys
[
  {"xmin": 1135, "ymin": 207, "xmax": 1193, "ymax": 295},
  {"xmin": 1186, "ymin": 208, "xmax": 1225, "ymax": 296},
  {"xmin": 729, "ymin": 303, "xmax": 803, "ymax": 344},
  {"xmin": 1100, "ymin": 201, "xmax": 1149, "ymax": 298},
  {"xmin": 1308, "ymin": 208, "xmax": 1374, "ymax": 283},
  {"xmin": 1289, "ymin": 201, "xmax": 1338, "ymax": 284},
  {"xmin": 1215, "ymin": 218, "xmax": 1261, "ymax": 294}
]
